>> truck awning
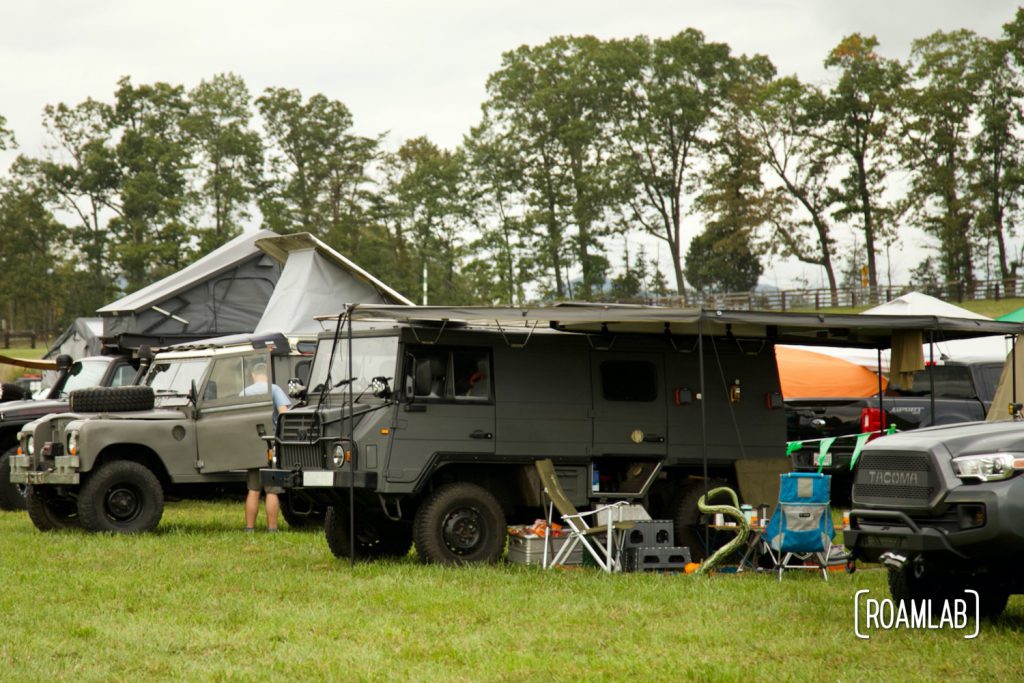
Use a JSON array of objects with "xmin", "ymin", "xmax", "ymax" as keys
[{"xmin": 317, "ymin": 304, "xmax": 1022, "ymax": 349}]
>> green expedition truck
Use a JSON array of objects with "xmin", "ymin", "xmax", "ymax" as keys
[{"xmin": 261, "ymin": 308, "xmax": 789, "ymax": 564}]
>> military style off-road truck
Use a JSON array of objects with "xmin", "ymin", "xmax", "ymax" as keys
[
  {"xmin": 0, "ymin": 354, "xmax": 140, "ymax": 510},
  {"xmin": 261, "ymin": 308, "xmax": 790, "ymax": 564},
  {"xmin": 844, "ymin": 420, "xmax": 1024, "ymax": 618},
  {"xmin": 10, "ymin": 334, "xmax": 314, "ymax": 533}
]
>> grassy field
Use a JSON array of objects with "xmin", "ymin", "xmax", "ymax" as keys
[{"xmin": 0, "ymin": 501, "xmax": 1021, "ymax": 682}]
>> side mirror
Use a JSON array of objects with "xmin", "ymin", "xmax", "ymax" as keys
[
  {"xmin": 404, "ymin": 375, "xmax": 414, "ymax": 402},
  {"xmin": 189, "ymin": 379, "xmax": 199, "ymax": 406}
]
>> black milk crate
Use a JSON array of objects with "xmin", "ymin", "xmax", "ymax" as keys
[
  {"xmin": 624, "ymin": 546, "xmax": 692, "ymax": 572},
  {"xmin": 622, "ymin": 520, "xmax": 674, "ymax": 550}
]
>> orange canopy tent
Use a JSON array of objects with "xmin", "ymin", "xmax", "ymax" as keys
[{"xmin": 776, "ymin": 346, "xmax": 887, "ymax": 399}]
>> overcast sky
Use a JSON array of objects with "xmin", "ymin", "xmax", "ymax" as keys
[{"xmin": 1, "ymin": 1, "xmax": 1017, "ymax": 288}]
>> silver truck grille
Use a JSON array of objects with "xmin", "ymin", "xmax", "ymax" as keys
[{"xmin": 853, "ymin": 451, "xmax": 936, "ymax": 505}]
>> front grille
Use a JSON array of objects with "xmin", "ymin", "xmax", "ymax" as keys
[
  {"xmin": 279, "ymin": 414, "xmax": 320, "ymax": 442},
  {"xmin": 853, "ymin": 451, "xmax": 937, "ymax": 505},
  {"xmin": 279, "ymin": 443, "xmax": 323, "ymax": 470}
]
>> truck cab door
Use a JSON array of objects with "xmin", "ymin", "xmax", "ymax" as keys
[
  {"xmin": 195, "ymin": 351, "xmax": 276, "ymax": 473},
  {"xmin": 385, "ymin": 347, "xmax": 495, "ymax": 485},
  {"xmin": 591, "ymin": 352, "xmax": 667, "ymax": 456}
]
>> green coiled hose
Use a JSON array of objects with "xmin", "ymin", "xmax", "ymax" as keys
[{"xmin": 695, "ymin": 486, "xmax": 749, "ymax": 575}]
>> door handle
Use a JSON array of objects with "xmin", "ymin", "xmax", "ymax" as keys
[
  {"xmin": 470, "ymin": 430, "xmax": 493, "ymax": 440},
  {"xmin": 643, "ymin": 434, "xmax": 665, "ymax": 443}
]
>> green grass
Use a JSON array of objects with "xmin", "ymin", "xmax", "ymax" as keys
[{"xmin": 1, "ymin": 501, "xmax": 1022, "ymax": 681}]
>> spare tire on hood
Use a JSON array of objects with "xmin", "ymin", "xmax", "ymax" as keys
[{"xmin": 69, "ymin": 386, "xmax": 155, "ymax": 413}]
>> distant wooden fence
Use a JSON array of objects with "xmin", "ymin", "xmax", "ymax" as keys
[{"xmin": 2, "ymin": 331, "xmax": 41, "ymax": 349}]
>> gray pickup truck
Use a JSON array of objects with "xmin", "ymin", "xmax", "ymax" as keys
[
  {"xmin": 844, "ymin": 419, "xmax": 1024, "ymax": 619},
  {"xmin": 10, "ymin": 334, "xmax": 314, "ymax": 532},
  {"xmin": 0, "ymin": 355, "xmax": 139, "ymax": 510}
]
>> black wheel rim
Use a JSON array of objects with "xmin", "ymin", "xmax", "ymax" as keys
[
  {"xmin": 441, "ymin": 506, "xmax": 484, "ymax": 555},
  {"xmin": 104, "ymin": 484, "xmax": 143, "ymax": 523}
]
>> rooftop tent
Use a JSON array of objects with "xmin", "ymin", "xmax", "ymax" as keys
[
  {"xmin": 253, "ymin": 233, "xmax": 413, "ymax": 335},
  {"xmin": 97, "ymin": 229, "xmax": 282, "ymax": 351},
  {"xmin": 775, "ymin": 346, "xmax": 886, "ymax": 399},
  {"xmin": 861, "ymin": 291, "xmax": 990, "ymax": 319},
  {"xmin": 43, "ymin": 317, "xmax": 103, "ymax": 360}
]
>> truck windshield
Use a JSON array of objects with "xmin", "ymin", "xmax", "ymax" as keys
[
  {"xmin": 59, "ymin": 359, "xmax": 111, "ymax": 397},
  {"xmin": 146, "ymin": 359, "xmax": 210, "ymax": 397},
  {"xmin": 308, "ymin": 336, "xmax": 399, "ymax": 397}
]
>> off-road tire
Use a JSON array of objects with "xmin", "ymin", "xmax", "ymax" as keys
[
  {"xmin": 25, "ymin": 485, "xmax": 81, "ymax": 531},
  {"xmin": 0, "ymin": 447, "xmax": 28, "ymax": 510},
  {"xmin": 69, "ymin": 386, "xmax": 155, "ymax": 414},
  {"xmin": 280, "ymin": 491, "xmax": 326, "ymax": 529},
  {"xmin": 888, "ymin": 564, "xmax": 1010, "ymax": 620},
  {"xmin": 324, "ymin": 504, "xmax": 414, "ymax": 560},
  {"xmin": 671, "ymin": 478, "xmax": 729, "ymax": 562},
  {"xmin": 77, "ymin": 461, "xmax": 164, "ymax": 533},
  {"xmin": 413, "ymin": 482, "xmax": 505, "ymax": 565}
]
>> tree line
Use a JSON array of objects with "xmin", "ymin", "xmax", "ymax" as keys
[{"xmin": 2, "ymin": 9, "xmax": 1024, "ymax": 334}]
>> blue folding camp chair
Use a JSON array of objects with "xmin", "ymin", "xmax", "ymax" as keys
[{"xmin": 763, "ymin": 472, "xmax": 834, "ymax": 580}]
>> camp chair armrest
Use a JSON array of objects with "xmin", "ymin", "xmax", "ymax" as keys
[{"xmin": 561, "ymin": 500, "xmax": 629, "ymax": 522}]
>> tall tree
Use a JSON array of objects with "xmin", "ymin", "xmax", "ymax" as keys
[
  {"xmin": 822, "ymin": 34, "xmax": 907, "ymax": 295},
  {"xmin": 972, "ymin": 14, "xmax": 1024, "ymax": 284},
  {"xmin": 257, "ymin": 87, "xmax": 380, "ymax": 256},
  {"xmin": 23, "ymin": 98, "xmax": 119, "ymax": 309},
  {"xmin": 611, "ymin": 30, "xmax": 738, "ymax": 295},
  {"xmin": 0, "ymin": 178, "xmax": 67, "ymax": 332},
  {"xmin": 0, "ymin": 113, "xmax": 13, "ymax": 151},
  {"xmin": 899, "ymin": 30, "xmax": 986, "ymax": 288},
  {"xmin": 462, "ymin": 121, "xmax": 535, "ymax": 305},
  {"xmin": 745, "ymin": 74, "xmax": 842, "ymax": 301},
  {"xmin": 483, "ymin": 36, "xmax": 623, "ymax": 300},
  {"xmin": 107, "ymin": 77, "xmax": 195, "ymax": 290},
  {"xmin": 184, "ymin": 73, "xmax": 263, "ymax": 252}
]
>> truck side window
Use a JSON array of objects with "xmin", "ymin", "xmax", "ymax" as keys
[
  {"xmin": 203, "ymin": 355, "xmax": 269, "ymax": 405},
  {"xmin": 601, "ymin": 360, "xmax": 657, "ymax": 402},
  {"xmin": 110, "ymin": 363, "xmax": 138, "ymax": 387},
  {"xmin": 408, "ymin": 348, "xmax": 491, "ymax": 402}
]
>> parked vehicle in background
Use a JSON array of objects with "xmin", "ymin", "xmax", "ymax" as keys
[
  {"xmin": 10, "ymin": 334, "xmax": 315, "ymax": 532},
  {"xmin": 844, "ymin": 418, "xmax": 1024, "ymax": 619},
  {"xmin": 786, "ymin": 359, "xmax": 1005, "ymax": 490},
  {"xmin": 0, "ymin": 355, "xmax": 139, "ymax": 510}
]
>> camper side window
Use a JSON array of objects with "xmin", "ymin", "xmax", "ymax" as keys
[
  {"xmin": 600, "ymin": 360, "xmax": 657, "ymax": 402},
  {"xmin": 408, "ymin": 348, "xmax": 491, "ymax": 402}
]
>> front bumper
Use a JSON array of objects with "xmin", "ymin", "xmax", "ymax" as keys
[
  {"xmin": 8, "ymin": 454, "xmax": 80, "ymax": 486},
  {"xmin": 260, "ymin": 468, "xmax": 377, "ymax": 491}
]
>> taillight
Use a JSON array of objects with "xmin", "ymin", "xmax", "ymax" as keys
[{"xmin": 861, "ymin": 407, "xmax": 887, "ymax": 434}]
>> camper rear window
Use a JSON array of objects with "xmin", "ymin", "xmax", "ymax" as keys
[{"xmin": 600, "ymin": 361, "xmax": 657, "ymax": 402}]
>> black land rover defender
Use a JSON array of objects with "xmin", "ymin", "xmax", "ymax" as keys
[{"xmin": 844, "ymin": 420, "xmax": 1024, "ymax": 618}]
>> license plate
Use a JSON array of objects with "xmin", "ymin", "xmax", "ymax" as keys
[{"xmin": 303, "ymin": 471, "xmax": 335, "ymax": 487}]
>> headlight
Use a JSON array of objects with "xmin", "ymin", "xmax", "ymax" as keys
[
  {"xmin": 25, "ymin": 436, "xmax": 34, "ymax": 456},
  {"xmin": 332, "ymin": 443, "xmax": 345, "ymax": 468},
  {"xmin": 67, "ymin": 430, "xmax": 80, "ymax": 456},
  {"xmin": 952, "ymin": 453, "xmax": 1024, "ymax": 482}
]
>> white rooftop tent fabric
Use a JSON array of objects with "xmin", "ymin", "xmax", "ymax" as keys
[
  {"xmin": 862, "ymin": 291, "xmax": 991, "ymax": 319},
  {"xmin": 253, "ymin": 234, "xmax": 412, "ymax": 335}
]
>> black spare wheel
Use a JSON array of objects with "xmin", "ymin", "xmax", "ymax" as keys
[{"xmin": 69, "ymin": 386, "xmax": 155, "ymax": 413}]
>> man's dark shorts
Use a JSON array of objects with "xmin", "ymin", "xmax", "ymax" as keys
[{"xmin": 247, "ymin": 468, "xmax": 284, "ymax": 495}]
